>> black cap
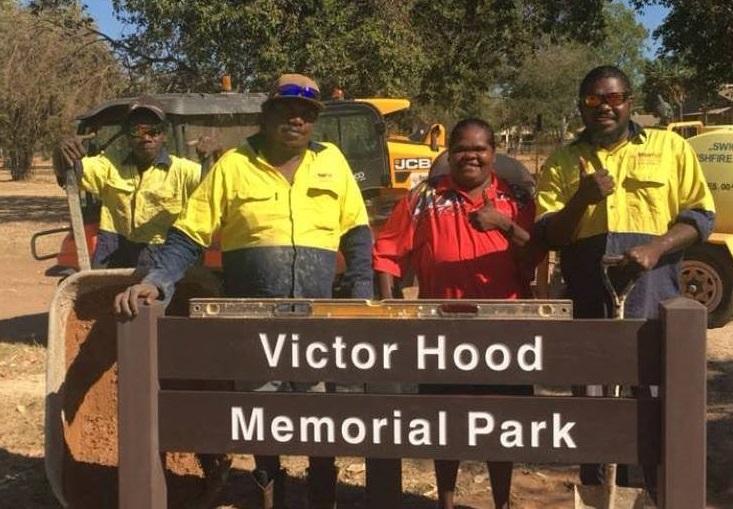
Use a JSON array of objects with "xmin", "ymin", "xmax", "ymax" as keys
[{"xmin": 127, "ymin": 95, "xmax": 166, "ymax": 122}]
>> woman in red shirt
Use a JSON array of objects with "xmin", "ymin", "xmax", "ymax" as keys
[{"xmin": 373, "ymin": 118, "xmax": 536, "ymax": 509}]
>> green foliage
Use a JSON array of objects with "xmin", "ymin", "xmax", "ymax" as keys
[
  {"xmin": 0, "ymin": 3, "xmax": 123, "ymax": 179},
  {"xmin": 633, "ymin": 0, "xmax": 733, "ymax": 94},
  {"xmin": 641, "ymin": 57, "xmax": 693, "ymax": 120},
  {"xmin": 106, "ymin": 0, "xmax": 614, "ymax": 110},
  {"xmin": 596, "ymin": 1, "xmax": 649, "ymax": 91},
  {"xmin": 501, "ymin": 1, "xmax": 648, "ymax": 140},
  {"xmin": 109, "ymin": 0, "xmax": 426, "ymax": 96},
  {"xmin": 503, "ymin": 41, "xmax": 594, "ymax": 141},
  {"xmin": 410, "ymin": 0, "xmax": 609, "ymax": 116}
]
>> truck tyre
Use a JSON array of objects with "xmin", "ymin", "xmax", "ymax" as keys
[{"xmin": 681, "ymin": 244, "xmax": 733, "ymax": 328}]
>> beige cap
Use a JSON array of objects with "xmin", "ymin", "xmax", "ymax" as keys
[{"xmin": 265, "ymin": 73, "xmax": 323, "ymax": 110}]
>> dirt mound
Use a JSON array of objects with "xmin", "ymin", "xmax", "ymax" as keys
[{"xmin": 61, "ymin": 281, "xmax": 218, "ymax": 508}]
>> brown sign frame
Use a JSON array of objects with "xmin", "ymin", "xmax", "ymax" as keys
[{"xmin": 116, "ymin": 297, "xmax": 706, "ymax": 509}]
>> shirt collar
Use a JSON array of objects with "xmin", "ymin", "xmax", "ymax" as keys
[
  {"xmin": 246, "ymin": 133, "xmax": 326, "ymax": 160},
  {"xmin": 123, "ymin": 148, "xmax": 172, "ymax": 169},
  {"xmin": 575, "ymin": 121, "xmax": 647, "ymax": 146},
  {"xmin": 433, "ymin": 173, "xmax": 503, "ymax": 203}
]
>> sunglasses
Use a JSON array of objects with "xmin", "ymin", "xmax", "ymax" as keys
[
  {"xmin": 276, "ymin": 84, "xmax": 321, "ymax": 100},
  {"xmin": 582, "ymin": 92, "xmax": 631, "ymax": 108},
  {"xmin": 126, "ymin": 124, "xmax": 166, "ymax": 138}
]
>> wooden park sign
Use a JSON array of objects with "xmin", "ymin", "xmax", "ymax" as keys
[{"xmin": 117, "ymin": 298, "xmax": 706, "ymax": 509}]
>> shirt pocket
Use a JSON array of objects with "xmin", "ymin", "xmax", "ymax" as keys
[
  {"xmin": 234, "ymin": 190, "xmax": 280, "ymax": 234},
  {"xmin": 103, "ymin": 179, "xmax": 135, "ymax": 223},
  {"xmin": 306, "ymin": 183, "xmax": 341, "ymax": 232},
  {"xmin": 624, "ymin": 161, "xmax": 669, "ymax": 214},
  {"xmin": 141, "ymin": 188, "xmax": 184, "ymax": 232}
]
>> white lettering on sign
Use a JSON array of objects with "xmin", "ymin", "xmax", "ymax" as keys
[
  {"xmin": 259, "ymin": 333, "xmax": 543, "ymax": 373},
  {"xmin": 468, "ymin": 412, "xmax": 576, "ymax": 449},
  {"xmin": 230, "ymin": 407, "xmax": 448, "ymax": 447},
  {"xmin": 231, "ymin": 406, "xmax": 263, "ymax": 440},
  {"xmin": 500, "ymin": 420, "xmax": 524, "ymax": 448},
  {"xmin": 272, "ymin": 416, "xmax": 294, "ymax": 442},
  {"xmin": 468, "ymin": 412, "xmax": 495, "ymax": 446},
  {"xmin": 394, "ymin": 158, "xmax": 432, "ymax": 171},
  {"xmin": 342, "ymin": 418, "xmax": 367, "ymax": 444},
  {"xmin": 300, "ymin": 416, "xmax": 335, "ymax": 443},
  {"xmin": 258, "ymin": 333, "xmax": 400, "ymax": 370},
  {"xmin": 518, "ymin": 336, "xmax": 543, "ymax": 371},
  {"xmin": 305, "ymin": 342, "xmax": 329, "ymax": 369},
  {"xmin": 230, "ymin": 407, "xmax": 576, "ymax": 450},
  {"xmin": 553, "ymin": 413, "xmax": 577, "ymax": 448},
  {"xmin": 259, "ymin": 333, "xmax": 287, "ymax": 368},
  {"xmin": 418, "ymin": 335, "xmax": 544, "ymax": 372},
  {"xmin": 417, "ymin": 334, "xmax": 447, "ymax": 370}
]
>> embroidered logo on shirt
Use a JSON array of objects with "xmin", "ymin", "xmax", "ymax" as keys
[{"xmin": 637, "ymin": 153, "xmax": 661, "ymax": 164}]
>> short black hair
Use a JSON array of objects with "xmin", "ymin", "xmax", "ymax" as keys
[
  {"xmin": 449, "ymin": 118, "xmax": 496, "ymax": 150},
  {"xmin": 579, "ymin": 65, "xmax": 632, "ymax": 97}
]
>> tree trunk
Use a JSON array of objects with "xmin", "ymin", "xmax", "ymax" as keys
[{"xmin": 8, "ymin": 147, "xmax": 33, "ymax": 181}]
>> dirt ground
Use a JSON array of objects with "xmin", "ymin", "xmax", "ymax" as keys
[{"xmin": 0, "ymin": 168, "xmax": 731, "ymax": 508}]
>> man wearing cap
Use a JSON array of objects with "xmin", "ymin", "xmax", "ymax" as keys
[
  {"xmin": 54, "ymin": 96, "xmax": 211, "ymax": 269},
  {"xmin": 114, "ymin": 74, "xmax": 373, "ymax": 509}
]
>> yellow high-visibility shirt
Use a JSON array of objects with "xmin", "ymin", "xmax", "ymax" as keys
[
  {"xmin": 80, "ymin": 151, "xmax": 201, "ymax": 244},
  {"xmin": 173, "ymin": 138, "xmax": 369, "ymax": 252},
  {"xmin": 536, "ymin": 127, "xmax": 715, "ymax": 239}
]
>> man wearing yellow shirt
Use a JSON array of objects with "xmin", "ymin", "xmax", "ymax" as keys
[
  {"xmin": 535, "ymin": 65, "xmax": 715, "ymax": 497},
  {"xmin": 537, "ymin": 65, "xmax": 714, "ymax": 319},
  {"xmin": 114, "ymin": 74, "xmax": 373, "ymax": 509},
  {"xmin": 55, "ymin": 96, "xmax": 202, "ymax": 269}
]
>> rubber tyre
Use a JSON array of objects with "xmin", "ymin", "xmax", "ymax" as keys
[{"xmin": 681, "ymin": 244, "xmax": 733, "ymax": 328}]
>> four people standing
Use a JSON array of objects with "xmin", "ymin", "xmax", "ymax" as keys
[{"xmin": 108, "ymin": 66, "xmax": 712, "ymax": 507}]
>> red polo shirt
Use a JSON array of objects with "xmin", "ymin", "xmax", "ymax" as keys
[{"xmin": 373, "ymin": 174, "xmax": 535, "ymax": 299}]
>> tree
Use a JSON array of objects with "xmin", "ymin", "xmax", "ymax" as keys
[
  {"xmin": 101, "ymin": 0, "xmax": 426, "ymax": 97},
  {"xmin": 641, "ymin": 57, "xmax": 693, "ymax": 121},
  {"xmin": 633, "ymin": 0, "xmax": 733, "ymax": 95},
  {"xmin": 593, "ymin": 1, "xmax": 649, "ymax": 92},
  {"xmin": 52, "ymin": 0, "xmax": 612, "ymax": 111},
  {"xmin": 0, "ymin": 3, "xmax": 124, "ymax": 179},
  {"xmin": 410, "ymin": 0, "xmax": 609, "ymax": 116},
  {"xmin": 502, "ymin": 1, "xmax": 648, "ymax": 141},
  {"xmin": 504, "ymin": 41, "xmax": 593, "ymax": 142}
]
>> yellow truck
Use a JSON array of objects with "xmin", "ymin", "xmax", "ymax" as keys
[{"xmin": 672, "ymin": 122, "xmax": 733, "ymax": 327}]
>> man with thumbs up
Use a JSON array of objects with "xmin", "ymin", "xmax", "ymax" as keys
[
  {"xmin": 535, "ymin": 65, "xmax": 715, "ymax": 495},
  {"xmin": 536, "ymin": 65, "xmax": 715, "ymax": 320}
]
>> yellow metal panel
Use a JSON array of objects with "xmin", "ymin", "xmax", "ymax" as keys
[
  {"xmin": 355, "ymin": 98, "xmax": 410, "ymax": 116},
  {"xmin": 688, "ymin": 130, "xmax": 733, "ymax": 233}
]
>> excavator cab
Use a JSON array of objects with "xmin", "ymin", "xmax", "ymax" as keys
[{"xmin": 314, "ymin": 100, "xmax": 391, "ymax": 191}]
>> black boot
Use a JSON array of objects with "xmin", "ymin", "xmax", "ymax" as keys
[
  {"xmin": 192, "ymin": 454, "xmax": 231, "ymax": 508},
  {"xmin": 253, "ymin": 468, "xmax": 287, "ymax": 509},
  {"xmin": 306, "ymin": 462, "xmax": 338, "ymax": 509}
]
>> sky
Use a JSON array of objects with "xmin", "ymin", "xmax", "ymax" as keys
[{"xmin": 85, "ymin": 0, "xmax": 669, "ymax": 57}]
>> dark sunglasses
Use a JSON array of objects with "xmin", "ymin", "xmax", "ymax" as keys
[
  {"xmin": 126, "ymin": 124, "xmax": 166, "ymax": 138},
  {"xmin": 276, "ymin": 84, "xmax": 321, "ymax": 100},
  {"xmin": 582, "ymin": 92, "xmax": 631, "ymax": 108}
]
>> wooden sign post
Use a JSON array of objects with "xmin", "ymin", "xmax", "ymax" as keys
[{"xmin": 116, "ymin": 297, "xmax": 706, "ymax": 508}]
